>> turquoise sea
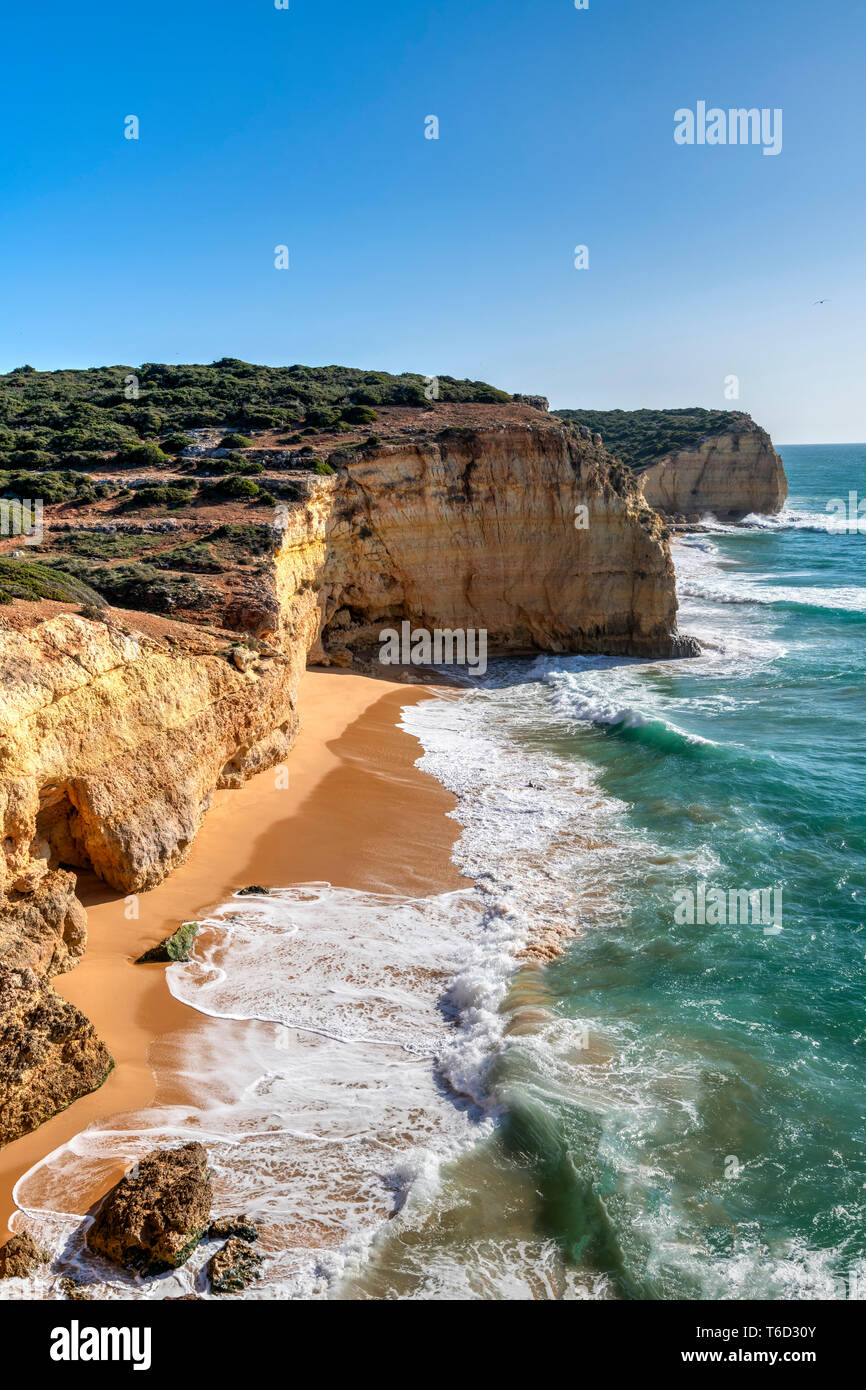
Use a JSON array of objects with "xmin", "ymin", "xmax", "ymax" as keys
[{"xmin": 353, "ymin": 443, "xmax": 866, "ymax": 1299}]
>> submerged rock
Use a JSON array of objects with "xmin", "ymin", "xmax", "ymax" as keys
[
  {"xmin": 208, "ymin": 1215, "xmax": 260, "ymax": 1242},
  {"xmin": 135, "ymin": 921, "xmax": 199, "ymax": 964},
  {"xmin": 207, "ymin": 1236, "xmax": 263, "ymax": 1293},
  {"xmin": 86, "ymin": 1142, "xmax": 213, "ymax": 1274},
  {"xmin": 0, "ymin": 1229, "xmax": 50, "ymax": 1279},
  {"xmin": 59, "ymin": 1275, "xmax": 93, "ymax": 1300}
]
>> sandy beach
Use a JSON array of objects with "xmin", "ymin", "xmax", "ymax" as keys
[{"xmin": 0, "ymin": 670, "xmax": 467, "ymax": 1235}]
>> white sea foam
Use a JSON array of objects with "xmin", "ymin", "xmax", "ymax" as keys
[
  {"xmin": 673, "ymin": 536, "xmax": 866, "ymax": 613},
  {"xmin": 7, "ymin": 882, "xmax": 529, "ymax": 1299},
  {"xmin": 694, "ymin": 507, "xmax": 833, "ymax": 534}
]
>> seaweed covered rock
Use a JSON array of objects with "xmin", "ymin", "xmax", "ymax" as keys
[
  {"xmin": 135, "ymin": 921, "xmax": 199, "ymax": 964},
  {"xmin": 0, "ymin": 1229, "xmax": 50, "ymax": 1279},
  {"xmin": 86, "ymin": 1142, "xmax": 213, "ymax": 1274},
  {"xmin": 206, "ymin": 1236, "xmax": 263, "ymax": 1293},
  {"xmin": 208, "ymin": 1215, "xmax": 260, "ymax": 1242}
]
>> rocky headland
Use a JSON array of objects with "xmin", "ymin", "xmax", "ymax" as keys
[{"xmin": 553, "ymin": 407, "xmax": 788, "ymax": 520}]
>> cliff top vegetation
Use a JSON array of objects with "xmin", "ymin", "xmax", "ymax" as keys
[
  {"xmin": 0, "ymin": 361, "xmax": 510, "ymax": 468},
  {"xmin": 553, "ymin": 408, "xmax": 747, "ymax": 471}
]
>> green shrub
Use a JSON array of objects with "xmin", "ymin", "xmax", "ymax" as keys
[
  {"xmin": 154, "ymin": 542, "xmax": 224, "ymax": 573},
  {"xmin": 115, "ymin": 440, "xmax": 169, "ymax": 469},
  {"xmin": 219, "ymin": 433, "xmax": 253, "ymax": 449},
  {"xmin": 200, "ymin": 454, "xmax": 263, "ymax": 476},
  {"xmin": 0, "ymin": 362, "xmax": 512, "ymax": 479},
  {"xmin": 61, "ymin": 451, "xmax": 110, "ymax": 471},
  {"xmin": 314, "ymin": 459, "xmax": 335, "ymax": 476},
  {"xmin": 0, "ymin": 558, "xmax": 107, "ymax": 607},
  {"xmin": 201, "ymin": 475, "xmax": 260, "ymax": 499},
  {"xmin": 119, "ymin": 485, "xmax": 194, "ymax": 510},
  {"xmin": 341, "ymin": 405, "xmax": 378, "ymax": 425},
  {"xmin": 53, "ymin": 531, "xmax": 163, "ymax": 560},
  {"xmin": 304, "ymin": 407, "xmax": 340, "ymax": 428},
  {"xmin": 10, "ymin": 449, "xmax": 55, "ymax": 469},
  {"xmin": 162, "ymin": 433, "xmax": 194, "ymax": 454},
  {"xmin": 212, "ymin": 522, "xmax": 269, "ymax": 546},
  {"xmin": 82, "ymin": 562, "xmax": 205, "ymax": 612},
  {"xmin": 0, "ymin": 469, "xmax": 94, "ymax": 504}
]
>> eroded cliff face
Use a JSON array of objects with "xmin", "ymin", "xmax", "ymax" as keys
[
  {"xmin": 281, "ymin": 417, "xmax": 692, "ymax": 661},
  {"xmin": 637, "ymin": 416, "xmax": 787, "ymax": 520},
  {"xmin": 0, "ymin": 615, "xmax": 303, "ymax": 898},
  {"xmin": 0, "ymin": 410, "xmax": 693, "ymax": 1145}
]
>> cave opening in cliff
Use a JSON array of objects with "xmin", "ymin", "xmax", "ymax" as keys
[
  {"xmin": 34, "ymin": 783, "xmax": 93, "ymax": 873},
  {"xmin": 321, "ymin": 603, "xmax": 370, "ymax": 650}
]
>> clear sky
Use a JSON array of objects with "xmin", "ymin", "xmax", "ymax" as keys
[{"xmin": 1, "ymin": 0, "xmax": 864, "ymax": 442}]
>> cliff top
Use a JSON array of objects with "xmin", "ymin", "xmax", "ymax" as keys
[{"xmin": 0, "ymin": 400, "xmax": 569, "ymax": 633}]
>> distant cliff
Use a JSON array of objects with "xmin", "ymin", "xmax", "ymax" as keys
[{"xmin": 553, "ymin": 408, "xmax": 787, "ymax": 520}]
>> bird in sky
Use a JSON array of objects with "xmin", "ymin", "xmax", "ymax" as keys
[{"xmin": 814, "ymin": 299, "xmax": 829, "ymax": 304}]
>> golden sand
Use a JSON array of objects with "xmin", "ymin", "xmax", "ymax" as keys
[{"xmin": 0, "ymin": 671, "xmax": 468, "ymax": 1233}]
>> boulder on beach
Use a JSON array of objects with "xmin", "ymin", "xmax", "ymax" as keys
[
  {"xmin": 0, "ymin": 1230, "xmax": 50, "ymax": 1279},
  {"xmin": 207, "ymin": 1236, "xmax": 263, "ymax": 1293},
  {"xmin": 208, "ymin": 1215, "xmax": 260, "ymax": 1242},
  {"xmin": 135, "ymin": 921, "xmax": 199, "ymax": 964},
  {"xmin": 0, "ymin": 966, "xmax": 114, "ymax": 1145},
  {"xmin": 86, "ymin": 1142, "xmax": 213, "ymax": 1275}
]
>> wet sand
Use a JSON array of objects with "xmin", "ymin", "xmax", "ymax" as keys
[{"xmin": 0, "ymin": 670, "xmax": 467, "ymax": 1234}]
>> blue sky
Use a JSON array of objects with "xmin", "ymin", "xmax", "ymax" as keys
[{"xmin": 1, "ymin": 0, "xmax": 864, "ymax": 441}]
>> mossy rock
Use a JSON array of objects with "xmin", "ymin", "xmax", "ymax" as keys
[
  {"xmin": 207, "ymin": 1237, "xmax": 263, "ymax": 1293},
  {"xmin": 236, "ymin": 885, "xmax": 269, "ymax": 896},
  {"xmin": 208, "ymin": 1215, "xmax": 260, "ymax": 1242},
  {"xmin": 136, "ymin": 920, "xmax": 200, "ymax": 964}
]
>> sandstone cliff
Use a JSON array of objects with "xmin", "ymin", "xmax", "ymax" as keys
[
  {"xmin": 637, "ymin": 416, "xmax": 787, "ymax": 521},
  {"xmin": 0, "ymin": 408, "xmax": 695, "ymax": 1146},
  {"xmin": 282, "ymin": 415, "xmax": 692, "ymax": 662}
]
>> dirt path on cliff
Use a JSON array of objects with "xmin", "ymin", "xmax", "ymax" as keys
[{"xmin": 0, "ymin": 670, "xmax": 467, "ymax": 1234}]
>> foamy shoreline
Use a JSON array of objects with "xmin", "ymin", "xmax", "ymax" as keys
[{"xmin": 0, "ymin": 670, "xmax": 467, "ymax": 1242}]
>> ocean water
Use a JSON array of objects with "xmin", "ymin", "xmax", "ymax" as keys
[
  {"xmin": 5, "ymin": 444, "xmax": 865, "ymax": 1301},
  {"xmin": 346, "ymin": 443, "xmax": 866, "ymax": 1300}
]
